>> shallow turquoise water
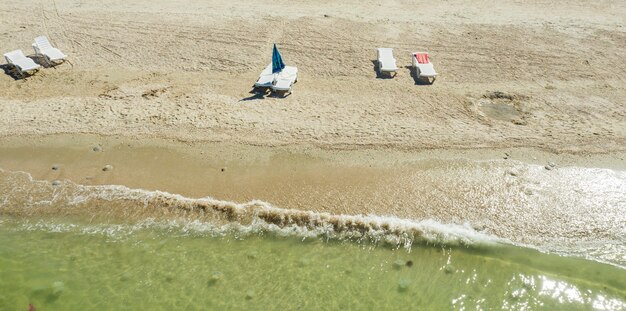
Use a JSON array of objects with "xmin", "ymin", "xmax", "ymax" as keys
[{"xmin": 0, "ymin": 219, "xmax": 624, "ymax": 310}]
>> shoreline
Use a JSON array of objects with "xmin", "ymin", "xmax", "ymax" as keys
[
  {"xmin": 1, "ymin": 133, "xmax": 624, "ymax": 267},
  {"xmin": 2, "ymin": 133, "xmax": 625, "ymax": 170},
  {"xmin": 0, "ymin": 0, "xmax": 625, "ymax": 308}
]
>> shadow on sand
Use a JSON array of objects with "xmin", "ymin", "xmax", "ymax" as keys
[
  {"xmin": 0, "ymin": 64, "xmax": 22, "ymax": 80},
  {"xmin": 371, "ymin": 60, "xmax": 396, "ymax": 79},
  {"xmin": 241, "ymin": 88, "xmax": 269, "ymax": 101},
  {"xmin": 1, "ymin": 54, "xmax": 56, "ymax": 80},
  {"xmin": 405, "ymin": 65, "xmax": 434, "ymax": 85}
]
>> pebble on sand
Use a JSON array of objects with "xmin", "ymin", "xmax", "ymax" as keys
[
  {"xmin": 119, "ymin": 272, "xmax": 131, "ymax": 282},
  {"xmin": 444, "ymin": 264, "xmax": 456, "ymax": 274},
  {"xmin": 246, "ymin": 290, "xmax": 255, "ymax": 300},
  {"xmin": 392, "ymin": 259, "xmax": 406, "ymax": 269},
  {"xmin": 102, "ymin": 165, "xmax": 113, "ymax": 172},
  {"xmin": 398, "ymin": 279, "xmax": 411, "ymax": 292},
  {"xmin": 545, "ymin": 162, "xmax": 556, "ymax": 170},
  {"xmin": 297, "ymin": 257, "xmax": 310, "ymax": 267},
  {"xmin": 207, "ymin": 271, "xmax": 224, "ymax": 286},
  {"xmin": 51, "ymin": 281, "xmax": 65, "ymax": 297}
]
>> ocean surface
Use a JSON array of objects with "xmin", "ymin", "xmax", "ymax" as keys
[
  {"xmin": 1, "ymin": 217, "xmax": 625, "ymax": 310},
  {"xmin": 0, "ymin": 154, "xmax": 625, "ymax": 310}
]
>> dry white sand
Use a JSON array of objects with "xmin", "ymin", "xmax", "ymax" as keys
[{"xmin": 0, "ymin": 0, "xmax": 624, "ymax": 153}]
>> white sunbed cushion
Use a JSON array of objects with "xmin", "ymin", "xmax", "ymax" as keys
[
  {"xmin": 259, "ymin": 64, "xmax": 272, "ymax": 76},
  {"xmin": 377, "ymin": 48, "xmax": 398, "ymax": 72},
  {"xmin": 4, "ymin": 50, "xmax": 40, "ymax": 72},
  {"xmin": 273, "ymin": 67, "xmax": 297, "ymax": 91},
  {"xmin": 379, "ymin": 58, "xmax": 398, "ymax": 72},
  {"xmin": 377, "ymin": 48, "xmax": 394, "ymax": 59},
  {"xmin": 272, "ymin": 78, "xmax": 293, "ymax": 91},
  {"xmin": 40, "ymin": 47, "xmax": 66, "ymax": 61},
  {"xmin": 33, "ymin": 36, "xmax": 67, "ymax": 61},
  {"xmin": 282, "ymin": 66, "xmax": 298, "ymax": 76},
  {"xmin": 416, "ymin": 63, "xmax": 436, "ymax": 77},
  {"xmin": 254, "ymin": 64, "xmax": 274, "ymax": 87},
  {"xmin": 413, "ymin": 53, "xmax": 437, "ymax": 77},
  {"xmin": 34, "ymin": 36, "xmax": 54, "ymax": 50},
  {"xmin": 255, "ymin": 74, "xmax": 274, "ymax": 87}
]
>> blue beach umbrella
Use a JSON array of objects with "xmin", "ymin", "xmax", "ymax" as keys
[{"xmin": 272, "ymin": 43, "xmax": 286, "ymax": 74}]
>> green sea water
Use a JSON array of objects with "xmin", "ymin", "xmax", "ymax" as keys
[{"xmin": 0, "ymin": 218, "xmax": 624, "ymax": 310}]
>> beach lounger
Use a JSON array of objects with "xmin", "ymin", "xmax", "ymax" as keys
[
  {"xmin": 272, "ymin": 66, "xmax": 298, "ymax": 96},
  {"xmin": 376, "ymin": 48, "xmax": 398, "ymax": 77},
  {"xmin": 254, "ymin": 64, "xmax": 275, "ymax": 89},
  {"xmin": 32, "ymin": 36, "xmax": 67, "ymax": 66},
  {"xmin": 3, "ymin": 49, "xmax": 41, "ymax": 78},
  {"xmin": 412, "ymin": 52, "xmax": 437, "ymax": 84}
]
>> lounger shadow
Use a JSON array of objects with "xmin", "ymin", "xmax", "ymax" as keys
[
  {"xmin": 241, "ymin": 90, "xmax": 268, "ymax": 101},
  {"xmin": 371, "ymin": 60, "xmax": 395, "ymax": 79},
  {"xmin": 406, "ymin": 66, "xmax": 433, "ymax": 85},
  {"xmin": 0, "ymin": 64, "xmax": 22, "ymax": 80},
  {"xmin": 270, "ymin": 90, "xmax": 292, "ymax": 98},
  {"xmin": 2, "ymin": 51, "xmax": 41, "ymax": 79},
  {"xmin": 32, "ymin": 36, "xmax": 68, "ymax": 67},
  {"xmin": 29, "ymin": 54, "xmax": 54, "ymax": 68}
]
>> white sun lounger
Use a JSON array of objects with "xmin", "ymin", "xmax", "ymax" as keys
[
  {"xmin": 254, "ymin": 64, "xmax": 275, "ymax": 88},
  {"xmin": 272, "ymin": 66, "xmax": 298, "ymax": 96},
  {"xmin": 376, "ymin": 48, "xmax": 398, "ymax": 76},
  {"xmin": 3, "ymin": 49, "xmax": 41, "ymax": 78},
  {"xmin": 412, "ymin": 52, "xmax": 437, "ymax": 83},
  {"xmin": 32, "ymin": 36, "xmax": 67, "ymax": 66}
]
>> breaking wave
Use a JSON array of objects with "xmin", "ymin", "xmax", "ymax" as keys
[{"xmin": 0, "ymin": 169, "xmax": 501, "ymax": 249}]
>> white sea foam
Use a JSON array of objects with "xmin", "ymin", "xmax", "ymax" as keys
[
  {"xmin": 2, "ymin": 167, "xmax": 624, "ymax": 267},
  {"xmin": 0, "ymin": 168, "xmax": 502, "ymax": 248}
]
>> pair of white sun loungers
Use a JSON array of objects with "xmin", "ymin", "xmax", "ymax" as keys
[
  {"xmin": 254, "ymin": 65, "xmax": 298, "ymax": 95},
  {"xmin": 3, "ymin": 36, "xmax": 67, "ymax": 78},
  {"xmin": 377, "ymin": 48, "xmax": 437, "ymax": 83}
]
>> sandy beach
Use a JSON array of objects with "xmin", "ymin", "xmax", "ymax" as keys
[
  {"xmin": 1, "ymin": 0, "xmax": 625, "ymax": 153},
  {"xmin": 1, "ymin": 1, "xmax": 626, "ymax": 309},
  {"xmin": 1, "ymin": 0, "xmax": 625, "ymax": 259},
  {"xmin": 1, "ymin": 0, "xmax": 625, "ymax": 262}
]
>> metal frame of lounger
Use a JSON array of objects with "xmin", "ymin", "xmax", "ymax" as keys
[
  {"xmin": 271, "ymin": 78, "xmax": 296, "ymax": 97},
  {"xmin": 271, "ymin": 66, "xmax": 298, "ymax": 97},
  {"xmin": 3, "ymin": 50, "xmax": 41, "ymax": 78},
  {"xmin": 254, "ymin": 64, "xmax": 275, "ymax": 90},
  {"xmin": 32, "ymin": 36, "xmax": 67, "ymax": 67},
  {"xmin": 412, "ymin": 52, "xmax": 437, "ymax": 84}
]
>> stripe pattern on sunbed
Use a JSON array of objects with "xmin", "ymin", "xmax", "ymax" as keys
[{"xmin": 415, "ymin": 53, "xmax": 430, "ymax": 64}]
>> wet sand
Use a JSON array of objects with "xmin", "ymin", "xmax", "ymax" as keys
[
  {"xmin": 1, "ymin": 134, "xmax": 624, "ymax": 204},
  {"xmin": 1, "ymin": 134, "xmax": 624, "ymax": 266}
]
